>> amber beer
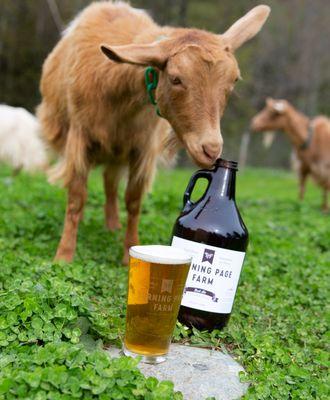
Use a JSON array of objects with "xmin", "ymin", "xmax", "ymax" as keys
[
  {"xmin": 124, "ymin": 245, "xmax": 191, "ymax": 363},
  {"xmin": 172, "ymin": 159, "xmax": 249, "ymax": 331}
]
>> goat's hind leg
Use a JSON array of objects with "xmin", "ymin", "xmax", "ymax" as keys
[
  {"xmin": 53, "ymin": 124, "xmax": 89, "ymax": 262},
  {"xmin": 298, "ymin": 167, "xmax": 309, "ymax": 201},
  {"xmin": 55, "ymin": 173, "xmax": 88, "ymax": 262},
  {"xmin": 12, "ymin": 166, "xmax": 22, "ymax": 177},
  {"xmin": 103, "ymin": 164, "xmax": 123, "ymax": 231}
]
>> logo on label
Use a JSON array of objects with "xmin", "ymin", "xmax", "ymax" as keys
[
  {"xmin": 161, "ymin": 279, "xmax": 173, "ymax": 293},
  {"xmin": 202, "ymin": 248, "xmax": 215, "ymax": 264}
]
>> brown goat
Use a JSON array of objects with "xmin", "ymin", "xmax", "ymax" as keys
[
  {"xmin": 251, "ymin": 98, "xmax": 330, "ymax": 211},
  {"xmin": 38, "ymin": 1, "xmax": 270, "ymax": 264}
]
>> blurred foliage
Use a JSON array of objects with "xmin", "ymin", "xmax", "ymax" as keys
[{"xmin": 0, "ymin": 0, "xmax": 329, "ymax": 168}]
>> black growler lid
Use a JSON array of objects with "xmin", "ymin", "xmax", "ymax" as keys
[{"xmin": 215, "ymin": 158, "xmax": 238, "ymax": 170}]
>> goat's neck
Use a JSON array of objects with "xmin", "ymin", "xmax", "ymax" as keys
[
  {"xmin": 136, "ymin": 26, "xmax": 175, "ymax": 44},
  {"xmin": 109, "ymin": 64, "xmax": 150, "ymax": 114},
  {"xmin": 284, "ymin": 106, "xmax": 310, "ymax": 149}
]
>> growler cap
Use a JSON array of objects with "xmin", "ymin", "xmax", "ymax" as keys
[
  {"xmin": 129, "ymin": 245, "xmax": 191, "ymax": 265},
  {"xmin": 215, "ymin": 158, "xmax": 238, "ymax": 170}
]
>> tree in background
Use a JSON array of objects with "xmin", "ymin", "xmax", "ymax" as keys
[{"xmin": 0, "ymin": 0, "xmax": 329, "ymax": 168}]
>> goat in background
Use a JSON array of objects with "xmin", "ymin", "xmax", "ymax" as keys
[
  {"xmin": 0, "ymin": 105, "xmax": 48, "ymax": 174},
  {"xmin": 251, "ymin": 98, "xmax": 330, "ymax": 211}
]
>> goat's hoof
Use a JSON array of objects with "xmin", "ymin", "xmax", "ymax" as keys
[
  {"xmin": 106, "ymin": 219, "xmax": 122, "ymax": 231},
  {"xmin": 54, "ymin": 250, "xmax": 74, "ymax": 263}
]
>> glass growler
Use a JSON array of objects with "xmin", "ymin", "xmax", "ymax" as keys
[{"xmin": 171, "ymin": 159, "xmax": 248, "ymax": 331}]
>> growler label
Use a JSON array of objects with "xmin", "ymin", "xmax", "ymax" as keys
[{"xmin": 172, "ymin": 236, "xmax": 245, "ymax": 313}]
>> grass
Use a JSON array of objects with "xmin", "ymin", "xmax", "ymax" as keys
[{"xmin": 0, "ymin": 165, "xmax": 328, "ymax": 399}]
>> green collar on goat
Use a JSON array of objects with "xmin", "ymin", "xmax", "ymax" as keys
[
  {"xmin": 144, "ymin": 66, "xmax": 162, "ymax": 117},
  {"xmin": 300, "ymin": 121, "xmax": 313, "ymax": 150}
]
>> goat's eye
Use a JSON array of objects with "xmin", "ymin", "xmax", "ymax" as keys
[{"xmin": 170, "ymin": 76, "xmax": 182, "ymax": 85}]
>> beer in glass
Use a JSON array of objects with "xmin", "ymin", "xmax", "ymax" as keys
[{"xmin": 124, "ymin": 245, "xmax": 191, "ymax": 363}]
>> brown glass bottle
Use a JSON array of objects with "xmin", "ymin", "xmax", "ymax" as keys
[{"xmin": 171, "ymin": 159, "xmax": 248, "ymax": 331}]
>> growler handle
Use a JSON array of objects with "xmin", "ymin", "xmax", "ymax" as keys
[{"xmin": 183, "ymin": 170, "xmax": 213, "ymax": 212}]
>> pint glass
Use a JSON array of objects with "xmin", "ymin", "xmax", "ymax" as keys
[{"xmin": 124, "ymin": 245, "xmax": 191, "ymax": 363}]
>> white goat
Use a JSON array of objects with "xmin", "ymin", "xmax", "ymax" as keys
[{"xmin": 0, "ymin": 105, "xmax": 48, "ymax": 173}]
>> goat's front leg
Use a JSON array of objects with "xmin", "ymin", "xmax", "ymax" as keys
[
  {"xmin": 123, "ymin": 179, "xmax": 145, "ymax": 265},
  {"xmin": 55, "ymin": 174, "xmax": 88, "ymax": 262},
  {"xmin": 103, "ymin": 165, "xmax": 122, "ymax": 231},
  {"xmin": 123, "ymin": 150, "xmax": 157, "ymax": 265},
  {"xmin": 322, "ymin": 189, "xmax": 329, "ymax": 213}
]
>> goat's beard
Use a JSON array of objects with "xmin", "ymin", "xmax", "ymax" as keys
[
  {"xmin": 158, "ymin": 128, "xmax": 181, "ymax": 168},
  {"xmin": 262, "ymin": 131, "xmax": 276, "ymax": 149}
]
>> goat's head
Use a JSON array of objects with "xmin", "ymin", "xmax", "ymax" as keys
[
  {"xmin": 101, "ymin": 5, "xmax": 270, "ymax": 167},
  {"xmin": 251, "ymin": 98, "xmax": 289, "ymax": 132}
]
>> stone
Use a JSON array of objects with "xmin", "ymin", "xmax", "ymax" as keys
[{"xmin": 107, "ymin": 344, "xmax": 249, "ymax": 399}]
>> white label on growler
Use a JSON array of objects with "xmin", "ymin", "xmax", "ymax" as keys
[{"xmin": 172, "ymin": 236, "xmax": 246, "ymax": 314}]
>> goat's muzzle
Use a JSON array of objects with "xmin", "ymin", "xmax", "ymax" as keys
[{"xmin": 184, "ymin": 134, "xmax": 223, "ymax": 168}]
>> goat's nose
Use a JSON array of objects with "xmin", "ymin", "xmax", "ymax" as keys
[{"xmin": 202, "ymin": 142, "xmax": 222, "ymax": 163}]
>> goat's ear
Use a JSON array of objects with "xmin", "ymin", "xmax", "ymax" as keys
[
  {"xmin": 100, "ymin": 42, "xmax": 168, "ymax": 69},
  {"xmin": 221, "ymin": 5, "xmax": 270, "ymax": 51}
]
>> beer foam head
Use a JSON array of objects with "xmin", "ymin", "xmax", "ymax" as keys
[{"xmin": 129, "ymin": 245, "xmax": 191, "ymax": 265}]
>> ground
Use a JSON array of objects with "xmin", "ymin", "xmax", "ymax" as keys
[{"xmin": 0, "ymin": 166, "xmax": 328, "ymax": 399}]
